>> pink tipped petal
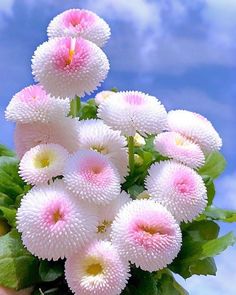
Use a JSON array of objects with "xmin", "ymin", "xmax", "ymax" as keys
[
  {"xmin": 154, "ymin": 131, "xmax": 205, "ymax": 169},
  {"xmin": 145, "ymin": 160, "xmax": 207, "ymax": 222},
  {"xmin": 65, "ymin": 240, "xmax": 130, "ymax": 295},
  {"xmin": 111, "ymin": 199, "xmax": 182, "ymax": 272},
  {"xmin": 63, "ymin": 150, "xmax": 121, "ymax": 205},
  {"xmin": 47, "ymin": 9, "xmax": 111, "ymax": 47},
  {"xmin": 32, "ymin": 37, "xmax": 109, "ymax": 98}
]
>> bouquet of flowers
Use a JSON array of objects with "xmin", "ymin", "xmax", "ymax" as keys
[{"xmin": 0, "ymin": 8, "xmax": 235, "ymax": 295}]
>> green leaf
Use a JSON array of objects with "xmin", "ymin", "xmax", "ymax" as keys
[
  {"xmin": 0, "ymin": 230, "xmax": 39, "ymax": 290},
  {"xmin": 0, "ymin": 206, "xmax": 16, "ymax": 227},
  {"xmin": 183, "ymin": 220, "xmax": 219, "ymax": 241},
  {"xmin": 202, "ymin": 206, "xmax": 236, "ymax": 222},
  {"xmin": 127, "ymin": 184, "xmax": 144, "ymax": 198},
  {"xmin": 122, "ymin": 268, "xmax": 158, "ymax": 295},
  {"xmin": 0, "ymin": 145, "xmax": 15, "ymax": 157},
  {"xmin": 39, "ymin": 260, "xmax": 64, "ymax": 282},
  {"xmin": 79, "ymin": 102, "xmax": 97, "ymax": 119},
  {"xmin": 206, "ymin": 181, "xmax": 215, "ymax": 206},
  {"xmin": 0, "ymin": 192, "xmax": 15, "ymax": 207},
  {"xmin": 0, "ymin": 157, "xmax": 24, "ymax": 198},
  {"xmin": 188, "ymin": 258, "xmax": 217, "ymax": 276},
  {"xmin": 198, "ymin": 152, "xmax": 226, "ymax": 179},
  {"xmin": 69, "ymin": 96, "xmax": 81, "ymax": 118}
]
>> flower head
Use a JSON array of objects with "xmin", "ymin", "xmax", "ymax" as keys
[
  {"xmin": 14, "ymin": 117, "xmax": 79, "ymax": 159},
  {"xmin": 167, "ymin": 110, "xmax": 222, "ymax": 154},
  {"xmin": 65, "ymin": 240, "xmax": 130, "ymax": 295},
  {"xmin": 63, "ymin": 150, "xmax": 121, "ymax": 205},
  {"xmin": 154, "ymin": 131, "xmax": 205, "ymax": 169},
  {"xmin": 145, "ymin": 161, "xmax": 207, "ymax": 222},
  {"xmin": 17, "ymin": 181, "xmax": 97, "ymax": 260},
  {"xmin": 19, "ymin": 143, "xmax": 69, "ymax": 185},
  {"xmin": 98, "ymin": 91, "xmax": 167, "ymax": 136},
  {"xmin": 32, "ymin": 37, "xmax": 109, "ymax": 98},
  {"xmin": 95, "ymin": 191, "xmax": 131, "ymax": 240},
  {"xmin": 95, "ymin": 90, "xmax": 114, "ymax": 105},
  {"xmin": 47, "ymin": 9, "xmax": 111, "ymax": 47},
  {"xmin": 5, "ymin": 85, "xmax": 70, "ymax": 123},
  {"xmin": 111, "ymin": 199, "xmax": 182, "ymax": 272},
  {"xmin": 78, "ymin": 119, "xmax": 128, "ymax": 180}
]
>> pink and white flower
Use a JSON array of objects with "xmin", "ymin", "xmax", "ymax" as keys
[
  {"xmin": 167, "ymin": 110, "xmax": 222, "ymax": 154},
  {"xmin": 32, "ymin": 37, "xmax": 109, "ymax": 98},
  {"xmin": 98, "ymin": 91, "xmax": 167, "ymax": 136},
  {"xmin": 19, "ymin": 143, "xmax": 69, "ymax": 185},
  {"xmin": 47, "ymin": 9, "xmax": 111, "ymax": 47},
  {"xmin": 14, "ymin": 117, "xmax": 79, "ymax": 159},
  {"xmin": 17, "ymin": 181, "xmax": 97, "ymax": 261},
  {"xmin": 111, "ymin": 199, "xmax": 182, "ymax": 272},
  {"xmin": 63, "ymin": 150, "xmax": 121, "ymax": 205},
  {"xmin": 154, "ymin": 131, "xmax": 205, "ymax": 169},
  {"xmin": 95, "ymin": 90, "xmax": 114, "ymax": 105},
  {"xmin": 78, "ymin": 119, "xmax": 128, "ymax": 180},
  {"xmin": 145, "ymin": 161, "xmax": 207, "ymax": 222},
  {"xmin": 65, "ymin": 240, "xmax": 130, "ymax": 295},
  {"xmin": 5, "ymin": 85, "xmax": 70, "ymax": 123}
]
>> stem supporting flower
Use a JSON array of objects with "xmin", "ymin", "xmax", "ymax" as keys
[{"xmin": 128, "ymin": 136, "xmax": 135, "ymax": 175}]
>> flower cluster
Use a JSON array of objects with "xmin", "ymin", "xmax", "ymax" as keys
[{"xmin": 5, "ymin": 8, "xmax": 223, "ymax": 295}]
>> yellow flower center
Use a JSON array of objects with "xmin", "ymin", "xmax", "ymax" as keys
[
  {"xmin": 86, "ymin": 263, "xmax": 103, "ymax": 276},
  {"xmin": 34, "ymin": 151, "xmax": 55, "ymax": 169},
  {"xmin": 91, "ymin": 145, "xmax": 108, "ymax": 155},
  {"xmin": 52, "ymin": 209, "xmax": 63, "ymax": 223},
  {"xmin": 97, "ymin": 220, "xmax": 112, "ymax": 234}
]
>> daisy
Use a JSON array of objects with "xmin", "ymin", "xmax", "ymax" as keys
[
  {"xmin": 32, "ymin": 37, "xmax": 109, "ymax": 98},
  {"xmin": 17, "ymin": 181, "xmax": 98, "ymax": 260},
  {"xmin": 111, "ymin": 199, "xmax": 182, "ymax": 272},
  {"xmin": 65, "ymin": 240, "xmax": 130, "ymax": 295},
  {"xmin": 145, "ymin": 160, "xmax": 207, "ymax": 222},
  {"xmin": 95, "ymin": 90, "xmax": 114, "ymax": 105},
  {"xmin": 47, "ymin": 9, "xmax": 111, "ymax": 47},
  {"xmin": 63, "ymin": 150, "xmax": 121, "ymax": 205},
  {"xmin": 98, "ymin": 91, "xmax": 167, "ymax": 136}
]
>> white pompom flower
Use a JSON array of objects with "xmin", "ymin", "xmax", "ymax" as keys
[
  {"xmin": 154, "ymin": 131, "xmax": 205, "ymax": 169},
  {"xmin": 17, "ymin": 181, "xmax": 98, "ymax": 260},
  {"xmin": 95, "ymin": 90, "xmax": 114, "ymax": 105},
  {"xmin": 167, "ymin": 110, "xmax": 222, "ymax": 154},
  {"xmin": 47, "ymin": 9, "xmax": 111, "ymax": 47},
  {"xmin": 145, "ymin": 161, "xmax": 207, "ymax": 222},
  {"xmin": 63, "ymin": 150, "xmax": 121, "ymax": 205},
  {"xmin": 32, "ymin": 37, "xmax": 109, "ymax": 98},
  {"xmin": 19, "ymin": 144, "xmax": 69, "ymax": 185},
  {"xmin": 95, "ymin": 191, "xmax": 132, "ymax": 240},
  {"xmin": 78, "ymin": 119, "xmax": 128, "ymax": 180},
  {"xmin": 111, "ymin": 199, "xmax": 181, "ymax": 272},
  {"xmin": 5, "ymin": 85, "xmax": 70, "ymax": 124},
  {"xmin": 14, "ymin": 117, "xmax": 79, "ymax": 159},
  {"xmin": 65, "ymin": 240, "xmax": 130, "ymax": 295},
  {"xmin": 98, "ymin": 91, "xmax": 168, "ymax": 136}
]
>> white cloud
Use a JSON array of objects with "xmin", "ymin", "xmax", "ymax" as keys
[{"xmin": 0, "ymin": 0, "xmax": 14, "ymax": 15}]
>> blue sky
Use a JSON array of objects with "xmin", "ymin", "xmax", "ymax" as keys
[{"xmin": 0, "ymin": 0, "xmax": 235, "ymax": 294}]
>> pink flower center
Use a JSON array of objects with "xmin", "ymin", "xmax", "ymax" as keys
[
  {"xmin": 18, "ymin": 85, "xmax": 48, "ymax": 104},
  {"xmin": 42, "ymin": 198, "xmax": 70, "ymax": 226},
  {"xmin": 124, "ymin": 93, "xmax": 145, "ymax": 105},
  {"xmin": 63, "ymin": 10, "xmax": 95, "ymax": 30},
  {"xmin": 173, "ymin": 172, "xmax": 195, "ymax": 194}
]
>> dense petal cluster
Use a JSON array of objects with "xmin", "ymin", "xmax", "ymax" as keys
[
  {"xmin": 145, "ymin": 161, "xmax": 207, "ymax": 222},
  {"xmin": 111, "ymin": 199, "xmax": 182, "ymax": 272},
  {"xmin": 167, "ymin": 110, "xmax": 222, "ymax": 154},
  {"xmin": 78, "ymin": 119, "xmax": 128, "ymax": 179},
  {"xmin": 47, "ymin": 9, "xmax": 111, "ymax": 47},
  {"xmin": 98, "ymin": 91, "xmax": 168, "ymax": 136},
  {"xmin": 14, "ymin": 117, "xmax": 79, "ymax": 159},
  {"xmin": 154, "ymin": 131, "xmax": 205, "ymax": 169},
  {"xmin": 32, "ymin": 37, "xmax": 109, "ymax": 98},
  {"xmin": 17, "ymin": 181, "xmax": 97, "ymax": 260},
  {"xmin": 65, "ymin": 240, "xmax": 130, "ymax": 295},
  {"xmin": 19, "ymin": 143, "xmax": 69, "ymax": 185},
  {"xmin": 63, "ymin": 150, "xmax": 121, "ymax": 204},
  {"xmin": 95, "ymin": 90, "xmax": 114, "ymax": 105},
  {"xmin": 5, "ymin": 85, "xmax": 70, "ymax": 123}
]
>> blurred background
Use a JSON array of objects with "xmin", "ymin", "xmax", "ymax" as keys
[{"xmin": 0, "ymin": 0, "xmax": 235, "ymax": 294}]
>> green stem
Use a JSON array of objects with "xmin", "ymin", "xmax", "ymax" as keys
[
  {"xmin": 128, "ymin": 136, "xmax": 135, "ymax": 175},
  {"xmin": 70, "ymin": 96, "xmax": 81, "ymax": 118}
]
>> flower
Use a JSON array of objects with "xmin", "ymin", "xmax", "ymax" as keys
[
  {"xmin": 98, "ymin": 91, "xmax": 167, "ymax": 136},
  {"xmin": 32, "ymin": 37, "xmax": 109, "ymax": 98},
  {"xmin": 19, "ymin": 143, "xmax": 69, "ymax": 185},
  {"xmin": 78, "ymin": 119, "xmax": 128, "ymax": 180},
  {"xmin": 111, "ymin": 199, "xmax": 182, "ymax": 272},
  {"xmin": 154, "ymin": 131, "xmax": 205, "ymax": 169},
  {"xmin": 65, "ymin": 240, "xmax": 130, "ymax": 295},
  {"xmin": 47, "ymin": 9, "xmax": 111, "ymax": 47},
  {"xmin": 95, "ymin": 90, "xmax": 114, "ymax": 105},
  {"xmin": 17, "ymin": 181, "xmax": 97, "ymax": 260},
  {"xmin": 63, "ymin": 150, "xmax": 121, "ymax": 205},
  {"xmin": 167, "ymin": 110, "xmax": 222, "ymax": 154},
  {"xmin": 14, "ymin": 117, "xmax": 79, "ymax": 159},
  {"xmin": 95, "ymin": 191, "xmax": 131, "ymax": 240},
  {"xmin": 145, "ymin": 161, "xmax": 207, "ymax": 222},
  {"xmin": 5, "ymin": 85, "xmax": 70, "ymax": 123}
]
